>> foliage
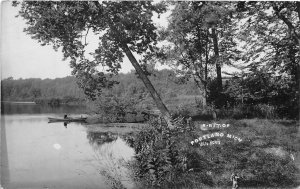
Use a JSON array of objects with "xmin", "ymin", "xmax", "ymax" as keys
[
  {"xmin": 156, "ymin": 2, "xmax": 299, "ymax": 119},
  {"xmin": 87, "ymin": 69, "xmax": 202, "ymax": 122},
  {"xmin": 128, "ymin": 118, "xmax": 299, "ymax": 188},
  {"xmin": 223, "ymin": 66, "xmax": 298, "ymax": 119},
  {"xmin": 35, "ymin": 98, "xmax": 60, "ymax": 106},
  {"xmin": 1, "ymin": 76, "xmax": 85, "ymax": 103},
  {"xmin": 10, "ymin": 2, "xmax": 299, "ymax": 120},
  {"xmin": 253, "ymin": 104, "xmax": 276, "ymax": 119},
  {"xmin": 128, "ymin": 117, "xmax": 199, "ymax": 188},
  {"xmin": 233, "ymin": 1, "xmax": 299, "ymax": 118},
  {"xmin": 30, "ymin": 88, "xmax": 42, "ymax": 99},
  {"xmin": 89, "ymin": 93, "xmax": 143, "ymax": 123},
  {"xmin": 159, "ymin": 2, "xmax": 240, "ymax": 108},
  {"xmin": 1, "ymin": 70, "xmax": 200, "ymax": 114},
  {"xmin": 13, "ymin": 1, "xmax": 175, "ymax": 123},
  {"xmin": 2, "ymin": 65, "xmax": 297, "ymax": 119}
]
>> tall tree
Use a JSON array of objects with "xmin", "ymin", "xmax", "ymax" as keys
[
  {"xmin": 159, "ymin": 2, "xmax": 210, "ymax": 107},
  {"xmin": 203, "ymin": 2, "xmax": 239, "ymax": 106},
  {"xmin": 13, "ymin": 1, "xmax": 174, "ymax": 127},
  {"xmin": 160, "ymin": 2, "xmax": 238, "ymax": 108}
]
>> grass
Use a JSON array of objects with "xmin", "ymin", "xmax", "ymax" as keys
[
  {"xmin": 187, "ymin": 119, "xmax": 300, "ymax": 188},
  {"xmin": 128, "ymin": 118, "xmax": 300, "ymax": 189},
  {"xmin": 84, "ymin": 122, "xmax": 147, "ymax": 134}
]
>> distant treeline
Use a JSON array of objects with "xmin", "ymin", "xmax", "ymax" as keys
[
  {"xmin": 0, "ymin": 70, "xmax": 199, "ymax": 106},
  {"xmin": 1, "ymin": 68, "xmax": 298, "ymax": 119},
  {"xmin": 1, "ymin": 76, "xmax": 86, "ymax": 104}
]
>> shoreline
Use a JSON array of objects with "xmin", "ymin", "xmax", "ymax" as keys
[
  {"xmin": 1, "ymin": 101, "xmax": 36, "ymax": 104},
  {"xmin": 84, "ymin": 122, "xmax": 147, "ymax": 134}
]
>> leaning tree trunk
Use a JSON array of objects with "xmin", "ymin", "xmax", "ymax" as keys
[{"xmin": 121, "ymin": 43, "xmax": 174, "ymax": 129}]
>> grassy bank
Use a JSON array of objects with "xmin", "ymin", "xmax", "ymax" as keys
[
  {"xmin": 84, "ymin": 122, "xmax": 147, "ymax": 133},
  {"xmin": 127, "ymin": 118, "xmax": 299, "ymax": 189}
]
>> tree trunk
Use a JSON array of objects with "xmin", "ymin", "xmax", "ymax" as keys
[
  {"xmin": 203, "ymin": 87, "xmax": 207, "ymax": 107},
  {"xmin": 205, "ymin": 29, "xmax": 209, "ymax": 108},
  {"xmin": 193, "ymin": 76, "xmax": 207, "ymax": 108},
  {"xmin": 273, "ymin": 4, "xmax": 300, "ymax": 50},
  {"xmin": 211, "ymin": 28, "xmax": 223, "ymax": 108},
  {"xmin": 120, "ymin": 43, "xmax": 174, "ymax": 128},
  {"xmin": 195, "ymin": 26, "xmax": 207, "ymax": 108},
  {"xmin": 212, "ymin": 28, "xmax": 222, "ymax": 92},
  {"xmin": 296, "ymin": 2, "xmax": 300, "ymax": 21}
]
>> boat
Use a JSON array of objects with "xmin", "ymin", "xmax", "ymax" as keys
[{"xmin": 48, "ymin": 117, "xmax": 87, "ymax": 122}]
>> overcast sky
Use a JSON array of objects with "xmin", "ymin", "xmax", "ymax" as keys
[
  {"xmin": 1, "ymin": 2, "xmax": 71, "ymax": 79},
  {"xmin": 0, "ymin": 2, "xmax": 171, "ymax": 79}
]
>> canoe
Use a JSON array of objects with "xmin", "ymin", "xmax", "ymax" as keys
[{"xmin": 48, "ymin": 117, "xmax": 87, "ymax": 122}]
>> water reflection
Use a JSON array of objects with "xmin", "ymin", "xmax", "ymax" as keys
[
  {"xmin": 87, "ymin": 131, "xmax": 118, "ymax": 146},
  {"xmin": 48, "ymin": 121, "xmax": 86, "ymax": 128},
  {"xmin": 1, "ymin": 116, "xmax": 10, "ymax": 187},
  {"xmin": 2, "ymin": 110, "xmax": 135, "ymax": 189},
  {"xmin": 1, "ymin": 102, "xmax": 88, "ymax": 115},
  {"xmin": 87, "ymin": 130, "xmax": 135, "ymax": 189}
]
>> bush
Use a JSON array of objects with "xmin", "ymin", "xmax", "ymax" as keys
[
  {"xmin": 171, "ymin": 104, "xmax": 197, "ymax": 118},
  {"xmin": 128, "ymin": 117, "xmax": 203, "ymax": 188},
  {"xmin": 203, "ymin": 104, "xmax": 277, "ymax": 120},
  {"xmin": 89, "ymin": 94, "xmax": 147, "ymax": 123},
  {"xmin": 253, "ymin": 104, "xmax": 277, "ymax": 119}
]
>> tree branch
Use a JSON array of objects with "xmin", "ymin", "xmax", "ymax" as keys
[
  {"xmin": 273, "ymin": 4, "xmax": 300, "ymax": 45},
  {"xmin": 296, "ymin": 2, "xmax": 300, "ymax": 21}
]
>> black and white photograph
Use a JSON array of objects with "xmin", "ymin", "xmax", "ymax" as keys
[{"xmin": 1, "ymin": 1, "xmax": 299, "ymax": 189}]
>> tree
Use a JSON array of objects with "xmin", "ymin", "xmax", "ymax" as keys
[
  {"xmin": 14, "ymin": 1, "xmax": 174, "ymax": 127},
  {"xmin": 160, "ymin": 2, "xmax": 239, "ymax": 108},
  {"xmin": 30, "ymin": 88, "xmax": 41, "ymax": 100},
  {"xmin": 160, "ymin": 2, "xmax": 210, "ymax": 108},
  {"xmin": 236, "ymin": 1, "xmax": 299, "ymax": 118},
  {"xmin": 272, "ymin": 2, "xmax": 300, "ymax": 49}
]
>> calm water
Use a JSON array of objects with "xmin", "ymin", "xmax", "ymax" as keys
[{"xmin": 1, "ymin": 103, "xmax": 135, "ymax": 189}]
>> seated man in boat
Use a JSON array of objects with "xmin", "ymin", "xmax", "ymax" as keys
[{"xmin": 231, "ymin": 172, "xmax": 240, "ymax": 189}]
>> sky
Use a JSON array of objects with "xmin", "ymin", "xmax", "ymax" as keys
[
  {"xmin": 0, "ymin": 2, "xmax": 170, "ymax": 79},
  {"xmin": 1, "ymin": 1, "xmax": 73, "ymax": 79},
  {"xmin": 0, "ymin": 2, "xmax": 238, "ymax": 80}
]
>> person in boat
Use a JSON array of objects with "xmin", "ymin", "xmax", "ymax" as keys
[
  {"xmin": 231, "ymin": 172, "xmax": 240, "ymax": 189},
  {"xmin": 64, "ymin": 114, "xmax": 68, "ymax": 119}
]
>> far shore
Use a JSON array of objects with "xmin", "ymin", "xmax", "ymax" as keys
[{"xmin": 1, "ymin": 101, "xmax": 36, "ymax": 104}]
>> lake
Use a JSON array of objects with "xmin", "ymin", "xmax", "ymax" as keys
[{"xmin": 1, "ymin": 103, "xmax": 135, "ymax": 189}]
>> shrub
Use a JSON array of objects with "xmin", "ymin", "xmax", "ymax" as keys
[
  {"xmin": 253, "ymin": 104, "xmax": 277, "ymax": 119},
  {"xmin": 170, "ymin": 104, "xmax": 199, "ymax": 118},
  {"xmin": 208, "ymin": 104, "xmax": 276, "ymax": 120},
  {"xmin": 129, "ymin": 117, "xmax": 204, "ymax": 188}
]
